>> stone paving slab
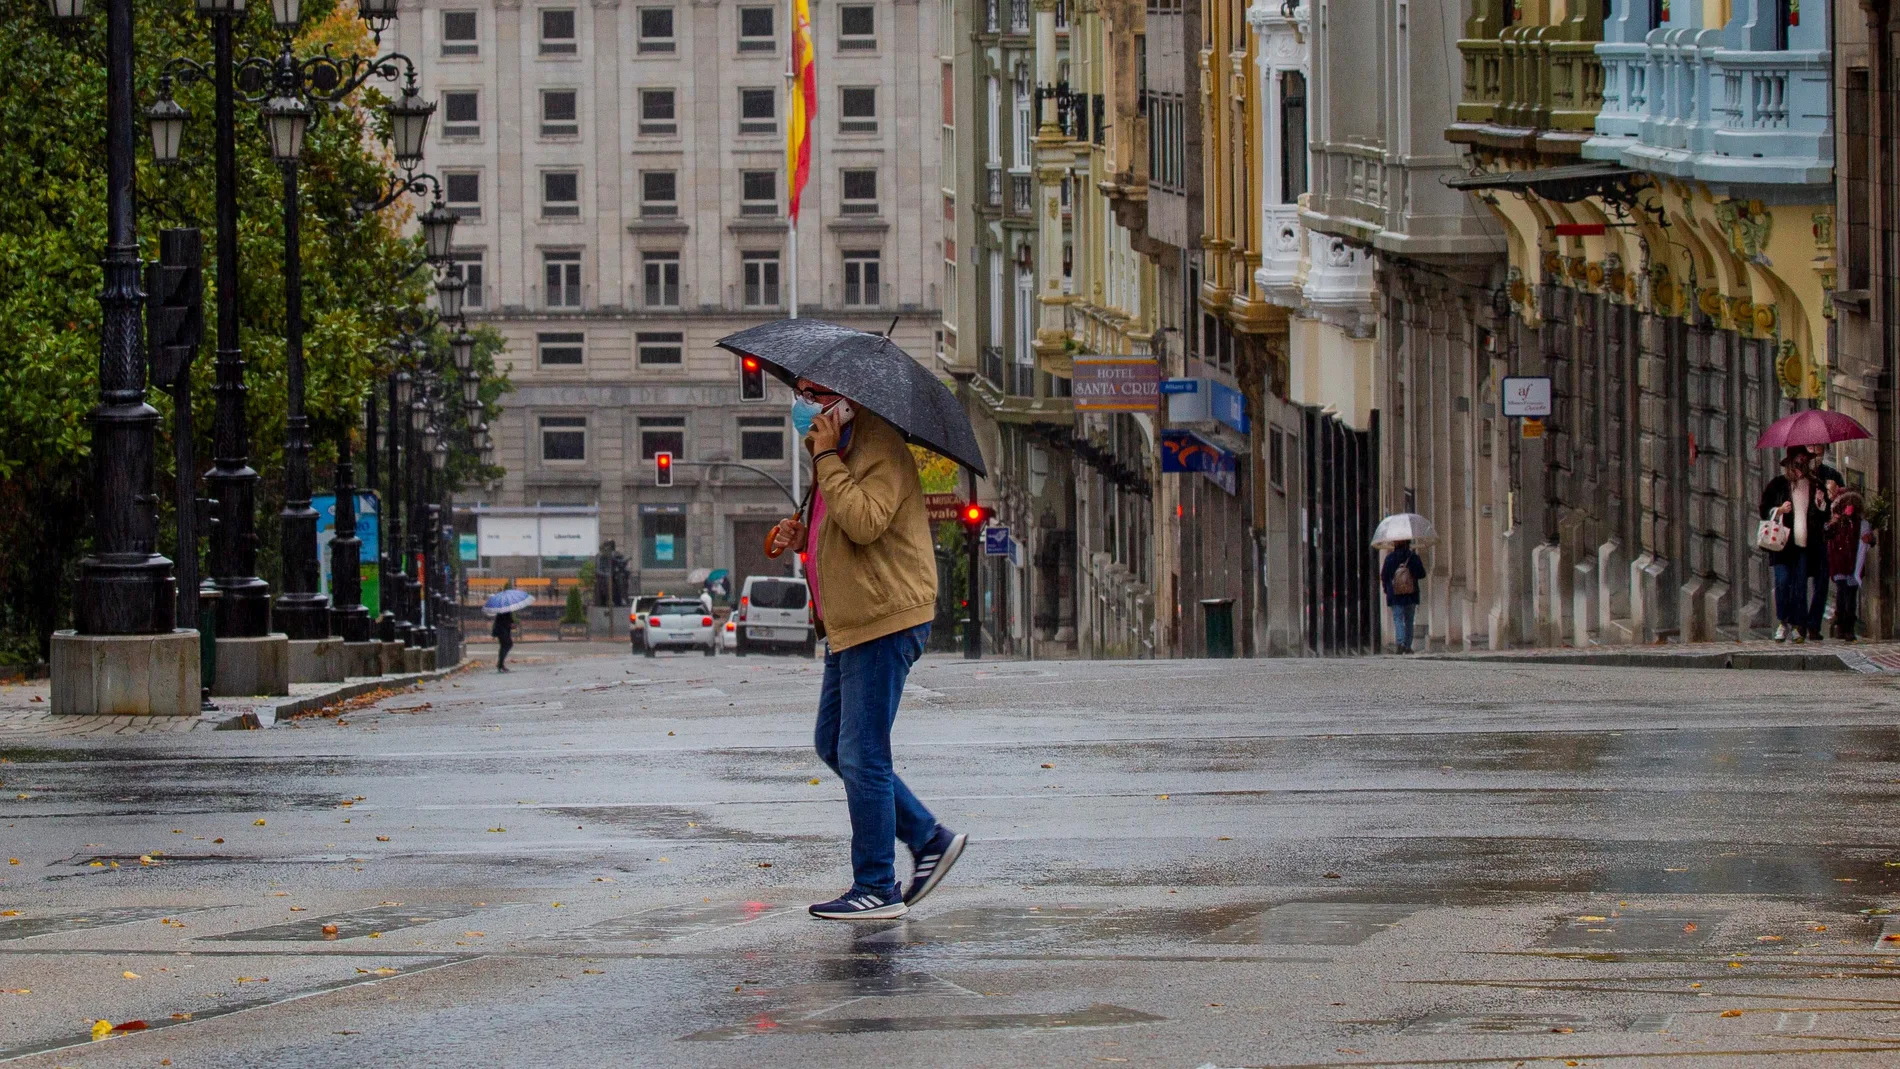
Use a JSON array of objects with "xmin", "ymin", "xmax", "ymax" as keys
[{"xmin": 0, "ymin": 661, "xmax": 468, "ymax": 738}]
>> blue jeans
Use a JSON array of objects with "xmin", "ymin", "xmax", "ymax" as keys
[
  {"xmin": 814, "ymin": 623, "xmax": 936, "ymax": 899},
  {"xmin": 1804, "ymin": 555, "xmax": 1830, "ymax": 633},
  {"xmin": 1391, "ymin": 602, "xmax": 1417, "ymax": 651},
  {"xmin": 1772, "ymin": 557, "xmax": 1807, "ymax": 627}
]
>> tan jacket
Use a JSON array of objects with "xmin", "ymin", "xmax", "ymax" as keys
[{"xmin": 804, "ymin": 411, "xmax": 938, "ymax": 651}]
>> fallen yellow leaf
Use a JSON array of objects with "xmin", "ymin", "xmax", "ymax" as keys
[
  {"xmin": 137, "ymin": 856, "xmax": 154, "ymax": 866},
  {"xmin": 1756, "ymin": 935, "xmax": 1782, "ymax": 942},
  {"xmin": 376, "ymin": 836, "xmax": 390, "ymax": 842},
  {"xmin": 289, "ymin": 907, "xmax": 307, "ymax": 912},
  {"xmin": 1720, "ymin": 1009, "xmax": 1743, "ymax": 1018},
  {"xmin": 487, "ymin": 827, "xmax": 506, "ymax": 833},
  {"xmin": 464, "ymin": 931, "xmax": 485, "ymax": 937},
  {"xmin": 0, "ymin": 910, "xmax": 19, "ymax": 917},
  {"xmin": 808, "ymin": 778, "xmax": 821, "ymax": 785},
  {"xmin": 254, "ymin": 819, "xmax": 266, "ymax": 826},
  {"xmin": 367, "ymin": 932, "xmax": 381, "ymax": 938},
  {"xmin": 1683, "ymin": 923, "xmax": 1698, "ymax": 932},
  {"xmin": 1156, "ymin": 794, "xmax": 1170, "ymax": 800},
  {"xmin": 2, "ymin": 988, "xmax": 29, "ymax": 994},
  {"xmin": 122, "ymin": 971, "xmax": 139, "ymax": 979},
  {"xmin": 551, "ymin": 902, "xmax": 564, "ymax": 908},
  {"xmin": 6, "ymin": 858, "xmax": 16, "ymax": 865},
  {"xmin": 91, "ymin": 1019, "xmax": 112, "ymax": 1040},
  {"xmin": 371, "ymin": 967, "xmax": 397, "ymax": 976},
  {"xmin": 1577, "ymin": 915, "xmax": 1608, "ymax": 922}
]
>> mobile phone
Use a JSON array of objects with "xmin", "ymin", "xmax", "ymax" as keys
[{"xmin": 828, "ymin": 400, "xmax": 855, "ymax": 424}]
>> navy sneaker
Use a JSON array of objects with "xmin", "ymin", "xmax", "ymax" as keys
[
  {"xmin": 903, "ymin": 827, "xmax": 968, "ymax": 906},
  {"xmin": 808, "ymin": 890, "xmax": 908, "ymax": 920}
]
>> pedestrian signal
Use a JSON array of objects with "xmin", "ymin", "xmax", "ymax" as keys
[
  {"xmin": 655, "ymin": 451, "xmax": 673, "ymax": 487},
  {"xmin": 739, "ymin": 355, "xmax": 766, "ymax": 402}
]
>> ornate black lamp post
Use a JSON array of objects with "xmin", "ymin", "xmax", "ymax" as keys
[{"xmin": 47, "ymin": 0, "xmax": 178, "ymax": 638}]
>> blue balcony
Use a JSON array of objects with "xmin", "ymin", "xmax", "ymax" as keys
[{"xmin": 1584, "ymin": 0, "xmax": 1829, "ymax": 187}]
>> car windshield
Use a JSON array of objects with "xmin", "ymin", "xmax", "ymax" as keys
[
  {"xmin": 748, "ymin": 580, "xmax": 808, "ymax": 610},
  {"xmin": 653, "ymin": 600, "xmax": 704, "ymax": 616},
  {"xmin": 634, "ymin": 596, "xmax": 660, "ymax": 612}
]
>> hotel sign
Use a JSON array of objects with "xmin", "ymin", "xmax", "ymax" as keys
[{"xmin": 1071, "ymin": 355, "xmax": 1161, "ymax": 411}]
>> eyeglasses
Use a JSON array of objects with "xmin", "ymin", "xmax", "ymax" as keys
[{"xmin": 796, "ymin": 383, "xmax": 841, "ymax": 404}]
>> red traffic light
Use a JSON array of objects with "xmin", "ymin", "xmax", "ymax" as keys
[
  {"xmin": 655, "ymin": 450, "xmax": 673, "ymax": 487},
  {"xmin": 960, "ymin": 504, "xmax": 992, "ymax": 528},
  {"xmin": 743, "ymin": 357, "xmax": 759, "ymax": 370}
]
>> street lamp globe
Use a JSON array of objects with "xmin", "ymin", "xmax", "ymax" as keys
[
  {"xmin": 435, "ymin": 267, "xmax": 467, "ymax": 322},
  {"xmin": 393, "ymin": 368, "xmax": 414, "ymax": 408},
  {"xmin": 432, "ymin": 439, "xmax": 449, "ymax": 470},
  {"xmin": 385, "ymin": 91, "xmax": 434, "ymax": 170},
  {"xmin": 356, "ymin": 0, "xmax": 398, "ymax": 26},
  {"xmin": 449, "ymin": 330, "xmax": 474, "ymax": 373},
  {"xmin": 45, "ymin": 0, "xmax": 87, "ymax": 20},
  {"xmin": 461, "ymin": 371, "xmax": 481, "ymax": 407},
  {"xmin": 145, "ymin": 94, "xmax": 190, "ymax": 166},
  {"xmin": 269, "ymin": 0, "xmax": 300, "ymax": 30},
  {"xmin": 195, "ymin": 0, "xmax": 245, "ymax": 14},
  {"xmin": 418, "ymin": 202, "xmax": 458, "ymax": 264},
  {"xmin": 409, "ymin": 397, "xmax": 428, "ymax": 433},
  {"xmin": 422, "ymin": 422, "xmax": 439, "ymax": 456},
  {"xmin": 261, "ymin": 95, "xmax": 312, "ymax": 164}
]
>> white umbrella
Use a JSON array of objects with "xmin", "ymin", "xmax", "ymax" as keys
[
  {"xmin": 687, "ymin": 567, "xmax": 713, "ymax": 584},
  {"xmin": 1371, "ymin": 513, "xmax": 1437, "ymax": 548}
]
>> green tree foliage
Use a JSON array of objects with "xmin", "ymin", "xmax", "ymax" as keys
[
  {"xmin": 561, "ymin": 584, "xmax": 586, "ymax": 627},
  {"xmin": 0, "ymin": 0, "xmax": 506, "ymax": 661}
]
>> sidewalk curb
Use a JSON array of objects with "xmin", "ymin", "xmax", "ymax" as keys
[
  {"xmin": 213, "ymin": 661, "xmax": 470, "ymax": 730},
  {"xmin": 1420, "ymin": 649, "xmax": 1874, "ymax": 673}
]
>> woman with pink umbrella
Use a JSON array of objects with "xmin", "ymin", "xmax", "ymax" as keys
[{"xmin": 1755, "ymin": 410, "xmax": 1871, "ymax": 642}]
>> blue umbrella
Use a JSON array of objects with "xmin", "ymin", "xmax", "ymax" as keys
[{"xmin": 483, "ymin": 589, "xmax": 533, "ymax": 617}]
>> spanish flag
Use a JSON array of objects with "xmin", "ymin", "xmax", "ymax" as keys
[{"xmin": 786, "ymin": 0, "xmax": 816, "ymax": 222}]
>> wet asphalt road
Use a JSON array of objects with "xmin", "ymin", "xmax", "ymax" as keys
[{"xmin": 7, "ymin": 644, "xmax": 1900, "ymax": 1068}]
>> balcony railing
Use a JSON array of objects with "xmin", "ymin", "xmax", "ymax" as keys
[
  {"xmin": 1010, "ymin": 173, "xmax": 1034, "ymax": 214},
  {"xmin": 1008, "ymin": 0, "xmax": 1029, "ymax": 34},
  {"xmin": 986, "ymin": 166, "xmax": 1002, "ymax": 208},
  {"xmin": 985, "ymin": 0, "xmax": 998, "ymax": 32},
  {"xmin": 1010, "ymin": 361, "xmax": 1036, "ymax": 397},
  {"xmin": 1587, "ymin": 29, "xmax": 1830, "ymax": 185},
  {"xmin": 1456, "ymin": 25, "xmax": 1603, "ymax": 138},
  {"xmin": 980, "ymin": 345, "xmax": 1005, "ymax": 391}
]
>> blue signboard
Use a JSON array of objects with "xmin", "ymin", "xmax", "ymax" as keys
[
  {"xmin": 314, "ymin": 492, "xmax": 382, "ymax": 614},
  {"xmin": 1160, "ymin": 430, "xmax": 1238, "ymax": 496},
  {"xmin": 1209, "ymin": 380, "xmax": 1250, "ymax": 435},
  {"xmin": 1159, "ymin": 378, "xmax": 1199, "ymax": 395},
  {"xmin": 983, "ymin": 525, "xmax": 1012, "ymax": 556}
]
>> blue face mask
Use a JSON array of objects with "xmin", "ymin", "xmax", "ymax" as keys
[{"xmin": 791, "ymin": 396, "xmax": 824, "ymax": 437}]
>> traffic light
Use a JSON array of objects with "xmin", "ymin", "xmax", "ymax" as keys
[
  {"xmin": 655, "ymin": 451, "xmax": 673, "ymax": 487},
  {"xmin": 960, "ymin": 503, "xmax": 993, "ymax": 530},
  {"xmin": 739, "ymin": 355, "xmax": 766, "ymax": 402},
  {"xmin": 145, "ymin": 228, "xmax": 204, "ymax": 389}
]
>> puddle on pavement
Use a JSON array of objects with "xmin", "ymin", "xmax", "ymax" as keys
[
  {"xmin": 682, "ymin": 1002, "xmax": 1164, "ymax": 1041},
  {"xmin": 555, "ymin": 900, "xmax": 787, "ymax": 942},
  {"xmin": 1198, "ymin": 902, "xmax": 1426, "ymax": 946},
  {"xmin": 1402, "ymin": 1012, "xmax": 1598, "ymax": 1036},
  {"xmin": 203, "ymin": 903, "xmax": 475, "ymax": 942},
  {"xmin": 1363, "ymin": 837, "xmax": 1900, "ymax": 898},
  {"xmin": 0, "ymin": 905, "xmax": 225, "ymax": 941},
  {"xmin": 856, "ymin": 905, "xmax": 1110, "ymax": 945},
  {"xmin": 548, "ymin": 805, "xmax": 806, "ymax": 842},
  {"xmin": 736, "ymin": 971, "xmax": 978, "ymax": 1005}
]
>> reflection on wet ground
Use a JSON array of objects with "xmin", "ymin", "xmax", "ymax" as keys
[
  {"xmin": 204, "ymin": 903, "xmax": 476, "ymax": 942},
  {"xmin": 682, "ymin": 1003, "xmax": 1166, "ymax": 1041},
  {"xmin": 0, "ymin": 905, "xmax": 225, "ymax": 941},
  {"xmin": 1197, "ymin": 901, "xmax": 1427, "ymax": 945},
  {"xmin": 554, "ymin": 900, "xmax": 787, "ymax": 942}
]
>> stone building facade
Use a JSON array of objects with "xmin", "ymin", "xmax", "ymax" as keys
[{"xmin": 400, "ymin": 0, "xmax": 944, "ymax": 592}]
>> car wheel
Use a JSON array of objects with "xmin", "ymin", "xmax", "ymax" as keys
[
  {"xmin": 800, "ymin": 639, "xmax": 817, "ymax": 658},
  {"xmin": 644, "ymin": 644, "xmax": 656, "ymax": 658},
  {"xmin": 734, "ymin": 637, "xmax": 748, "ymax": 656},
  {"xmin": 704, "ymin": 641, "xmax": 717, "ymax": 657}
]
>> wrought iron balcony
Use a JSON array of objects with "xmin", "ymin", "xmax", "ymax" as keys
[
  {"xmin": 1009, "ymin": 173, "xmax": 1034, "ymax": 215},
  {"xmin": 986, "ymin": 166, "xmax": 1002, "ymax": 208},
  {"xmin": 1452, "ymin": 24, "xmax": 1603, "ymax": 154}
]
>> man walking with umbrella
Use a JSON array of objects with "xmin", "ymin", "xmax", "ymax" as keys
[
  {"xmin": 484, "ymin": 586, "xmax": 531, "ymax": 672},
  {"xmin": 720, "ymin": 321, "xmax": 988, "ymax": 921}
]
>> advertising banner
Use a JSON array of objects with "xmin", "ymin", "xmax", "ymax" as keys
[
  {"xmin": 1160, "ymin": 429, "xmax": 1238, "ymax": 495},
  {"xmin": 1071, "ymin": 356, "xmax": 1161, "ymax": 411},
  {"xmin": 314, "ymin": 492, "xmax": 381, "ymax": 615}
]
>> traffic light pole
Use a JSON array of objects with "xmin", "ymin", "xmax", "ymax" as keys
[
  {"xmin": 965, "ymin": 512, "xmax": 980, "ymax": 660},
  {"xmin": 664, "ymin": 459, "xmax": 798, "ymax": 510}
]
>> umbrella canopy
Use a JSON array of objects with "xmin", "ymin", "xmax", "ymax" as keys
[
  {"xmin": 1754, "ymin": 409, "xmax": 1872, "ymax": 450},
  {"xmin": 716, "ymin": 320, "xmax": 987, "ymax": 476},
  {"xmin": 1371, "ymin": 513, "xmax": 1438, "ymax": 548},
  {"xmin": 483, "ymin": 589, "xmax": 533, "ymax": 617},
  {"xmin": 687, "ymin": 567, "xmax": 712, "ymax": 584}
]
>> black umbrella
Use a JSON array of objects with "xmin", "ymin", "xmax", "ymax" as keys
[{"xmin": 716, "ymin": 319, "xmax": 988, "ymax": 476}]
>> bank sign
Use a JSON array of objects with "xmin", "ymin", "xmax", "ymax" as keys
[
  {"xmin": 1160, "ymin": 429, "xmax": 1238, "ymax": 495},
  {"xmin": 1071, "ymin": 355, "xmax": 1161, "ymax": 411}
]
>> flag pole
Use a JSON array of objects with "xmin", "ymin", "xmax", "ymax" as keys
[{"xmin": 785, "ymin": 0, "xmax": 803, "ymax": 578}]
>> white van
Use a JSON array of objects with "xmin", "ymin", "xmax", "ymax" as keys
[{"xmin": 733, "ymin": 576, "xmax": 815, "ymax": 657}]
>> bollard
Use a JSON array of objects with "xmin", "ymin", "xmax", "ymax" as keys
[{"xmin": 198, "ymin": 586, "xmax": 220, "ymax": 711}]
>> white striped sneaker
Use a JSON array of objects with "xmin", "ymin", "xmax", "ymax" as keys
[
  {"xmin": 808, "ymin": 890, "xmax": 908, "ymax": 920},
  {"xmin": 903, "ymin": 828, "xmax": 968, "ymax": 906}
]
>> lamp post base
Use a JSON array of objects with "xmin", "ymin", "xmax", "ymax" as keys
[
  {"xmin": 338, "ymin": 640, "xmax": 383, "ymax": 678},
  {"xmin": 208, "ymin": 633, "xmax": 291, "ymax": 697},
  {"xmin": 50, "ymin": 630, "xmax": 201, "ymax": 717},
  {"xmin": 287, "ymin": 636, "xmax": 345, "ymax": 683}
]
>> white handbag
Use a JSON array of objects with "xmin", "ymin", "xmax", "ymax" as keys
[{"xmin": 1756, "ymin": 517, "xmax": 1791, "ymax": 553}]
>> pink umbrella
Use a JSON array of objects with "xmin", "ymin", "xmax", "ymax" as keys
[{"xmin": 1754, "ymin": 409, "xmax": 1872, "ymax": 450}]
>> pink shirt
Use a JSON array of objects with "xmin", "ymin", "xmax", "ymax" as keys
[{"xmin": 807, "ymin": 487, "xmax": 826, "ymax": 620}]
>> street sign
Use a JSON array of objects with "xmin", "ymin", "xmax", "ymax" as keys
[
  {"xmin": 1501, "ymin": 376, "xmax": 1553, "ymax": 417},
  {"xmin": 983, "ymin": 525, "xmax": 1012, "ymax": 556},
  {"xmin": 1159, "ymin": 378, "xmax": 1198, "ymax": 395},
  {"xmin": 1521, "ymin": 417, "xmax": 1546, "ymax": 439},
  {"xmin": 1071, "ymin": 355, "xmax": 1161, "ymax": 411},
  {"xmin": 925, "ymin": 492, "xmax": 963, "ymax": 522},
  {"xmin": 1006, "ymin": 536, "xmax": 1024, "ymax": 569}
]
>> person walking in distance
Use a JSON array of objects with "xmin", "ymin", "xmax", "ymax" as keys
[
  {"xmin": 1825, "ymin": 474, "xmax": 1873, "ymax": 641},
  {"xmin": 1382, "ymin": 539, "xmax": 1426, "ymax": 654},
  {"xmin": 766, "ymin": 377, "xmax": 967, "ymax": 920},
  {"xmin": 1760, "ymin": 449, "xmax": 1830, "ymax": 643},
  {"xmin": 492, "ymin": 608, "xmax": 515, "ymax": 672}
]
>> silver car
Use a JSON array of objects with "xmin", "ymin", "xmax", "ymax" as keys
[{"xmin": 641, "ymin": 597, "xmax": 718, "ymax": 657}]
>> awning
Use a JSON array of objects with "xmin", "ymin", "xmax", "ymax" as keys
[{"xmin": 1445, "ymin": 163, "xmax": 1647, "ymax": 207}]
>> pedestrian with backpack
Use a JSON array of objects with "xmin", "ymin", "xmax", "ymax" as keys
[{"xmin": 1382, "ymin": 540, "xmax": 1426, "ymax": 654}]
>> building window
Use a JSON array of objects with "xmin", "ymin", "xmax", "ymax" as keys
[
  {"xmin": 441, "ymin": 91, "xmax": 479, "ymax": 138},
  {"xmin": 1268, "ymin": 425, "xmax": 1286, "ymax": 492},
  {"xmin": 638, "ymin": 6, "xmax": 675, "ymax": 52},
  {"xmin": 539, "ymin": 7, "xmax": 577, "ymax": 54},
  {"xmin": 1279, "ymin": 71, "xmax": 1307, "ymax": 203},
  {"xmin": 641, "ymin": 510, "xmax": 687, "ymax": 568},
  {"xmin": 639, "ymin": 415, "xmax": 686, "ymax": 459},
  {"xmin": 838, "ymin": 3, "xmax": 875, "ymax": 48},
  {"xmin": 740, "ymin": 170, "xmax": 778, "ymax": 216},
  {"xmin": 738, "ymin": 6, "xmax": 774, "ymax": 51},
  {"xmin": 738, "ymin": 87, "xmax": 777, "ymax": 135},
  {"xmin": 537, "ymin": 331, "xmax": 584, "ymax": 366},
  {"xmin": 640, "ymin": 170, "xmax": 677, "ymax": 216},
  {"xmin": 639, "ymin": 88, "xmax": 677, "ymax": 137},
  {"xmin": 444, "ymin": 170, "xmax": 481, "ymax": 223},
  {"xmin": 739, "ymin": 416, "xmax": 786, "ymax": 460},
  {"xmin": 541, "ymin": 170, "xmax": 580, "ymax": 219},
  {"xmin": 543, "ymin": 251, "xmax": 582, "ymax": 308},
  {"xmin": 636, "ymin": 331, "xmax": 684, "ymax": 366},
  {"xmin": 843, "ymin": 252, "xmax": 880, "ymax": 306},
  {"xmin": 540, "ymin": 415, "xmax": 586, "ymax": 461},
  {"xmin": 440, "ymin": 9, "xmax": 478, "ymax": 55},
  {"xmin": 643, "ymin": 252, "xmax": 680, "ymax": 307},
  {"xmin": 839, "ymin": 86, "xmax": 877, "ymax": 134},
  {"xmin": 540, "ymin": 89, "xmax": 578, "ymax": 137},
  {"xmin": 840, "ymin": 168, "xmax": 877, "ymax": 215},
  {"xmin": 451, "ymin": 250, "xmax": 485, "ymax": 308},
  {"xmin": 742, "ymin": 252, "xmax": 780, "ymax": 307}
]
